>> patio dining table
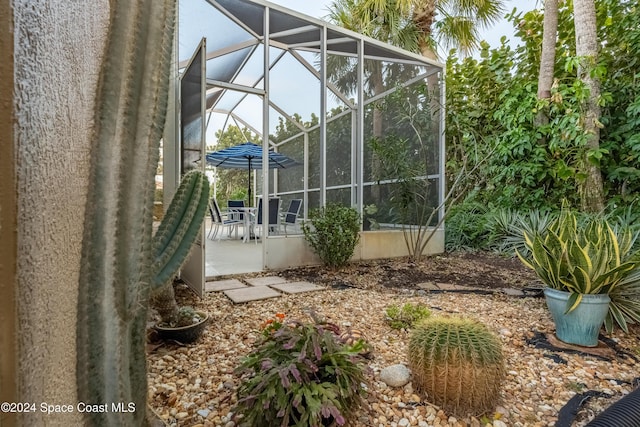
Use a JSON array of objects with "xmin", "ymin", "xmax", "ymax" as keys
[{"xmin": 228, "ymin": 206, "xmax": 257, "ymax": 243}]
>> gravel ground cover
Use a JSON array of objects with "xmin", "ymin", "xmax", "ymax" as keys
[{"xmin": 147, "ymin": 252, "xmax": 640, "ymax": 427}]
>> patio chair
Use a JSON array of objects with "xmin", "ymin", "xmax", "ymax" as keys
[
  {"xmin": 208, "ymin": 198, "xmax": 242, "ymax": 240},
  {"xmin": 227, "ymin": 199, "xmax": 245, "ymax": 222},
  {"xmin": 252, "ymin": 197, "xmax": 281, "ymax": 243},
  {"xmin": 207, "ymin": 201, "xmax": 217, "ymax": 239},
  {"xmin": 279, "ymin": 199, "xmax": 302, "ymax": 236}
]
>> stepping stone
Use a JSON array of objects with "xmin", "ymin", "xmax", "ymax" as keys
[
  {"xmin": 501, "ymin": 287, "xmax": 525, "ymax": 297},
  {"xmin": 417, "ymin": 282, "xmax": 487, "ymax": 293},
  {"xmin": 270, "ymin": 281, "xmax": 324, "ymax": 294},
  {"xmin": 416, "ymin": 282, "xmax": 439, "ymax": 291},
  {"xmin": 245, "ymin": 276, "xmax": 289, "ymax": 287},
  {"xmin": 224, "ymin": 286, "xmax": 281, "ymax": 303},
  {"xmin": 436, "ymin": 283, "xmax": 478, "ymax": 292},
  {"xmin": 205, "ymin": 279, "xmax": 247, "ymax": 292}
]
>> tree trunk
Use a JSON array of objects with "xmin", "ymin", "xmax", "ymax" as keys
[
  {"xmin": 536, "ymin": 0, "xmax": 558, "ymax": 128},
  {"xmin": 413, "ymin": 0, "xmax": 438, "ymax": 60},
  {"xmin": 370, "ymin": 62, "xmax": 385, "ymax": 204},
  {"xmin": 573, "ymin": 0, "xmax": 605, "ymax": 212}
]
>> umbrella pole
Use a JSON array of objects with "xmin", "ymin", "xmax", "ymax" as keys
[{"xmin": 247, "ymin": 157, "xmax": 252, "ymax": 207}]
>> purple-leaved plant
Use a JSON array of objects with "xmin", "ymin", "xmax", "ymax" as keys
[{"xmin": 234, "ymin": 315, "xmax": 368, "ymax": 427}]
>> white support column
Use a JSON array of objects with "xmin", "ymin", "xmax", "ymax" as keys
[
  {"xmin": 319, "ymin": 26, "xmax": 327, "ymax": 206},
  {"xmin": 304, "ymin": 131, "xmax": 309, "ymax": 218},
  {"xmin": 262, "ymin": 6, "xmax": 270, "ymax": 265},
  {"xmin": 438, "ymin": 71, "xmax": 446, "ymax": 225},
  {"xmin": 351, "ymin": 109, "xmax": 357, "ymax": 207},
  {"xmin": 356, "ymin": 38, "xmax": 365, "ymax": 220}
]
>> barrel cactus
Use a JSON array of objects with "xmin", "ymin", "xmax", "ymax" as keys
[{"xmin": 408, "ymin": 316, "xmax": 504, "ymax": 416}]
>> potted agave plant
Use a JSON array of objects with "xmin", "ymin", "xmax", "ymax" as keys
[
  {"xmin": 150, "ymin": 169, "xmax": 210, "ymax": 343},
  {"xmin": 517, "ymin": 207, "xmax": 640, "ymax": 347}
]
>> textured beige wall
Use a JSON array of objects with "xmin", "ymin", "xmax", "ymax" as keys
[
  {"xmin": 13, "ymin": 1, "xmax": 109, "ymax": 425},
  {"xmin": 0, "ymin": 1, "xmax": 18, "ymax": 426},
  {"xmin": 358, "ymin": 229, "xmax": 445, "ymax": 260},
  {"xmin": 264, "ymin": 229, "xmax": 445, "ymax": 270}
]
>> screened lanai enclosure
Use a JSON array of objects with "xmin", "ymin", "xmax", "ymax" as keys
[{"xmin": 167, "ymin": 0, "xmax": 445, "ymax": 281}]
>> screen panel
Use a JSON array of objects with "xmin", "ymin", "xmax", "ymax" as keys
[
  {"xmin": 179, "ymin": 38, "xmax": 206, "ymax": 297},
  {"xmin": 181, "ymin": 40, "xmax": 205, "ymax": 174}
]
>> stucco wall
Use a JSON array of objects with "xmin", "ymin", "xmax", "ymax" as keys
[
  {"xmin": 0, "ymin": 1, "xmax": 18, "ymax": 426},
  {"xmin": 264, "ymin": 229, "xmax": 445, "ymax": 270},
  {"xmin": 13, "ymin": 1, "xmax": 109, "ymax": 425}
]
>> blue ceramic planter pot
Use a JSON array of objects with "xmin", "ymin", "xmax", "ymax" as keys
[{"xmin": 544, "ymin": 288, "xmax": 610, "ymax": 347}]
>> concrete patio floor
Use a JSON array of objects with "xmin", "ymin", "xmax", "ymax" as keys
[{"xmin": 205, "ymin": 223, "xmax": 263, "ymax": 278}]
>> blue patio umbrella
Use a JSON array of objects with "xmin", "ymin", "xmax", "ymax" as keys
[{"xmin": 205, "ymin": 142, "xmax": 298, "ymax": 204}]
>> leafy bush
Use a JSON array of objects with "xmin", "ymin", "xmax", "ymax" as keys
[
  {"xmin": 446, "ymin": 195, "xmax": 558, "ymax": 255},
  {"xmin": 302, "ymin": 203, "xmax": 361, "ymax": 268},
  {"xmin": 444, "ymin": 199, "xmax": 490, "ymax": 252},
  {"xmin": 408, "ymin": 317, "xmax": 504, "ymax": 416},
  {"xmin": 445, "ymin": 1, "xmax": 640, "ymax": 212},
  {"xmin": 234, "ymin": 317, "xmax": 367, "ymax": 427},
  {"xmin": 385, "ymin": 303, "xmax": 431, "ymax": 330}
]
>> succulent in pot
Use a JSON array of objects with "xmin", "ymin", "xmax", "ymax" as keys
[
  {"xmin": 153, "ymin": 305, "xmax": 209, "ymax": 343},
  {"xmin": 517, "ymin": 206, "xmax": 640, "ymax": 343},
  {"xmin": 150, "ymin": 169, "xmax": 210, "ymax": 339}
]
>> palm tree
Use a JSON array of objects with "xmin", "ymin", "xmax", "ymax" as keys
[
  {"xmin": 328, "ymin": 0, "xmax": 420, "ymax": 52},
  {"xmin": 339, "ymin": 0, "xmax": 505, "ymax": 59},
  {"xmin": 573, "ymin": 0, "xmax": 605, "ymax": 212},
  {"xmin": 327, "ymin": 0, "xmax": 505, "ymax": 203},
  {"xmin": 537, "ymin": 0, "xmax": 559, "ymax": 118},
  {"xmin": 327, "ymin": 0, "xmax": 421, "ymax": 204}
]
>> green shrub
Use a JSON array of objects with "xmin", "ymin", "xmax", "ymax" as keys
[
  {"xmin": 446, "ymin": 199, "xmax": 556, "ymax": 255},
  {"xmin": 408, "ymin": 317, "xmax": 504, "ymax": 417},
  {"xmin": 234, "ymin": 317, "xmax": 367, "ymax": 427},
  {"xmin": 228, "ymin": 188, "xmax": 247, "ymax": 202},
  {"xmin": 485, "ymin": 208, "xmax": 555, "ymax": 256},
  {"xmin": 445, "ymin": 199, "xmax": 490, "ymax": 252},
  {"xmin": 385, "ymin": 303, "xmax": 431, "ymax": 330},
  {"xmin": 302, "ymin": 203, "xmax": 361, "ymax": 268},
  {"xmin": 605, "ymin": 202, "xmax": 640, "ymax": 253}
]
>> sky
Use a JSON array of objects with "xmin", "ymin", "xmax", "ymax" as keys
[{"xmin": 266, "ymin": 0, "xmax": 542, "ymax": 54}]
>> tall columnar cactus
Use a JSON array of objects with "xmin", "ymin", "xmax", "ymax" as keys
[
  {"xmin": 76, "ymin": 0, "xmax": 176, "ymax": 425},
  {"xmin": 151, "ymin": 169, "xmax": 209, "ymax": 324},
  {"xmin": 152, "ymin": 169, "xmax": 209, "ymax": 289},
  {"xmin": 408, "ymin": 317, "xmax": 505, "ymax": 416}
]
